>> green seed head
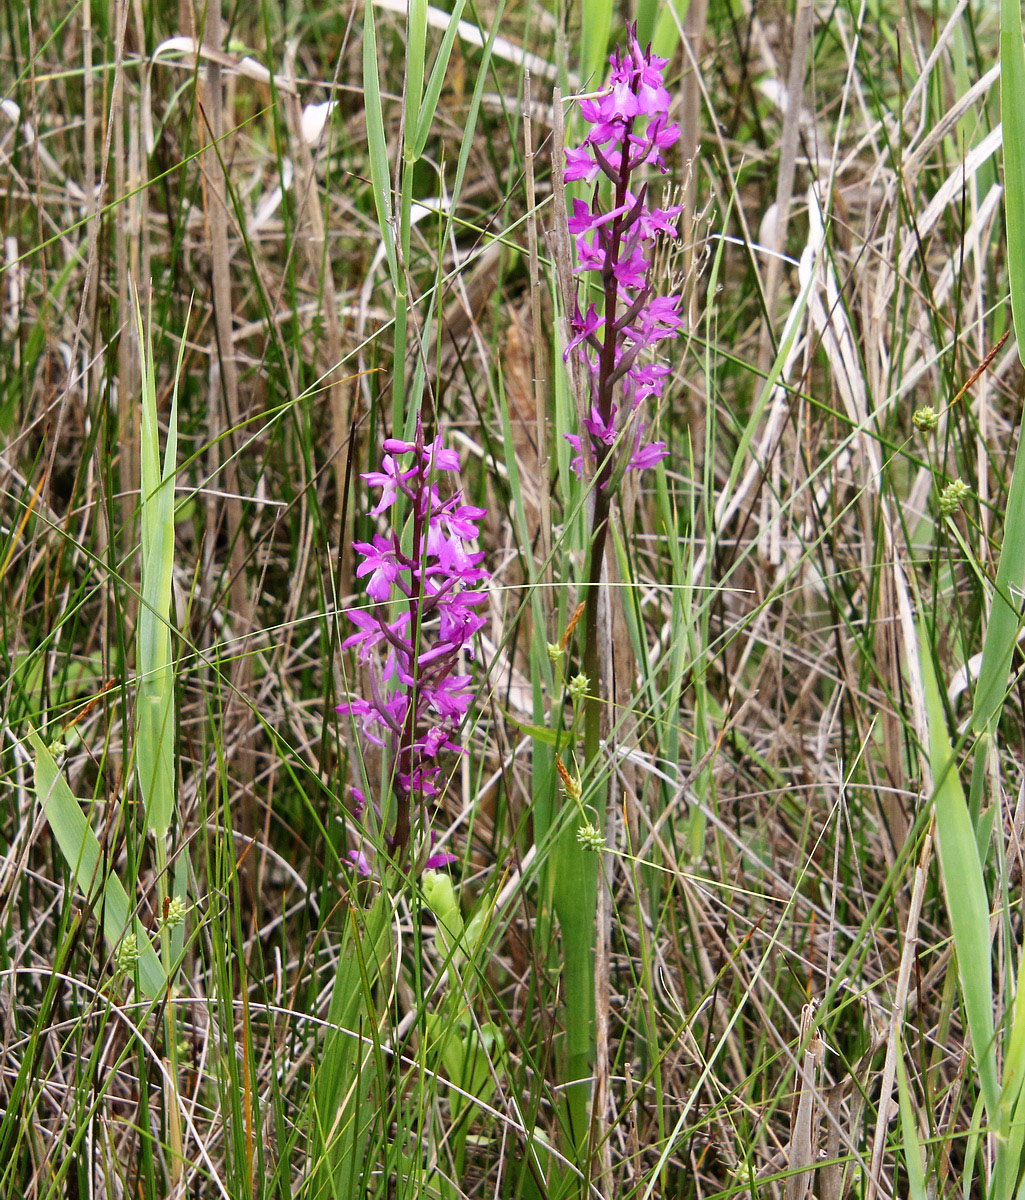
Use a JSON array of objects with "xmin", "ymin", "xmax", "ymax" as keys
[
  {"xmin": 938, "ymin": 479, "xmax": 970, "ymax": 515},
  {"xmin": 576, "ymin": 822, "xmax": 605, "ymax": 852},
  {"xmin": 913, "ymin": 405, "xmax": 939, "ymax": 432},
  {"xmin": 546, "ymin": 642, "xmax": 564, "ymax": 663},
  {"xmin": 114, "ymin": 932, "xmax": 140, "ymax": 973},
  {"xmin": 162, "ymin": 896, "xmax": 188, "ymax": 929},
  {"xmin": 568, "ymin": 673, "xmax": 589, "ymax": 701}
]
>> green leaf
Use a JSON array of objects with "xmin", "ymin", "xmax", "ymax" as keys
[
  {"xmin": 1001, "ymin": 0, "xmax": 1025, "ymax": 348},
  {"xmin": 580, "ymin": 0, "xmax": 612, "ymax": 90},
  {"xmin": 502, "ymin": 711, "xmax": 563, "ymax": 746},
  {"xmin": 652, "ymin": 0, "xmax": 690, "ymax": 58},
  {"xmin": 363, "ymin": 0, "xmax": 398, "ymax": 286},
  {"xmin": 918, "ymin": 627, "xmax": 998, "ymax": 1117},
  {"xmin": 134, "ymin": 294, "xmax": 177, "ymax": 839},
  {"xmin": 30, "ymin": 729, "xmax": 166, "ymax": 1000},
  {"xmin": 895, "ymin": 1049, "xmax": 927, "ymax": 1200},
  {"xmin": 404, "ymin": 0, "xmax": 428, "ymax": 144}
]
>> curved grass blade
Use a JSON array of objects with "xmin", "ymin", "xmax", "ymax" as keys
[
  {"xmin": 30, "ymin": 729, "xmax": 166, "ymax": 1000},
  {"xmin": 918, "ymin": 627, "xmax": 998, "ymax": 1117}
]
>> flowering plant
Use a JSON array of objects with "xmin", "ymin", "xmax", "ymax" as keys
[
  {"xmin": 337, "ymin": 420, "xmax": 489, "ymax": 869},
  {"xmin": 548, "ymin": 31, "xmax": 685, "ymax": 1141},
  {"xmin": 563, "ymin": 29, "xmax": 683, "ymax": 483}
]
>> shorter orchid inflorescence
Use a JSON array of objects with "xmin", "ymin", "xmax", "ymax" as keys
[
  {"xmin": 337, "ymin": 420, "xmax": 489, "ymax": 872},
  {"xmin": 563, "ymin": 29, "xmax": 683, "ymax": 483}
]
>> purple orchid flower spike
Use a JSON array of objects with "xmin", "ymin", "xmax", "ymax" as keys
[
  {"xmin": 563, "ymin": 26, "xmax": 681, "ymax": 484},
  {"xmin": 337, "ymin": 419, "xmax": 489, "ymax": 873}
]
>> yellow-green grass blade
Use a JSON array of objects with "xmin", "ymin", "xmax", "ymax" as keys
[
  {"xmin": 135, "ymin": 295, "xmax": 177, "ymax": 840},
  {"xmin": 580, "ymin": 0, "xmax": 612, "ymax": 89},
  {"xmin": 991, "ymin": 942, "xmax": 1025, "ymax": 1197},
  {"xmin": 633, "ymin": 0, "xmax": 663, "ymax": 46},
  {"xmin": 362, "ymin": 0, "xmax": 397, "ymax": 286},
  {"xmin": 411, "ymin": 0, "xmax": 468, "ymax": 159},
  {"xmin": 652, "ymin": 0, "xmax": 691, "ymax": 58},
  {"xmin": 403, "ymin": 0, "xmax": 427, "ymax": 152},
  {"xmin": 1002, "ymin": 0, "xmax": 1025, "ymax": 345},
  {"xmin": 919, "ymin": 626, "xmax": 999, "ymax": 1118},
  {"xmin": 31, "ymin": 730, "xmax": 166, "ymax": 1000},
  {"xmin": 999, "ymin": 948, "xmax": 1025, "ymax": 1123},
  {"xmin": 895, "ymin": 1049, "xmax": 928, "ymax": 1200}
]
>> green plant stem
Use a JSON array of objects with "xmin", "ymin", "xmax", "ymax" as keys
[
  {"xmin": 153, "ymin": 837, "xmax": 183, "ymax": 1185},
  {"xmin": 552, "ymin": 485, "xmax": 613, "ymax": 1178}
]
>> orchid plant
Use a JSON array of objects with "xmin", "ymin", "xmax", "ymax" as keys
[
  {"xmin": 553, "ymin": 27, "xmax": 684, "ymax": 1148},
  {"xmin": 337, "ymin": 420, "xmax": 489, "ymax": 873}
]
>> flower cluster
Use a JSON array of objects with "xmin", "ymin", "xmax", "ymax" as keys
[
  {"xmin": 563, "ymin": 30, "xmax": 683, "ymax": 480},
  {"xmin": 337, "ymin": 420, "xmax": 489, "ymax": 869}
]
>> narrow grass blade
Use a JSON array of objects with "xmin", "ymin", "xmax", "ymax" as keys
[
  {"xmin": 990, "ymin": 944, "xmax": 1025, "ymax": 1197},
  {"xmin": 895, "ymin": 1051, "xmax": 928, "ymax": 1200},
  {"xmin": 135, "ymin": 293, "xmax": 176, "ymax": 839},
  {"xmin": 363, "ymin": 0, "xmax": 397, "ymax": 285},
  {"xmin": 918, "ymin": 626, "xmax": 998, "ymax": 1117},
  {"xmin": 1001, "ymin": 0, "xmax": 1025, "ymax": 345},
  {"xmin": 30, "ymin": 729, "xmax": 166, "ymax": 1000},
  {"xmin": 652, "ymin": 1, "xmax": 690, "ymax": 57},
  {"xmin": 404, "ymin": 0, "xmax": 428, "ymax": 147},
  {"xmin": 412, "ymin": 0, "xmax": 468, "ymax": 159}
]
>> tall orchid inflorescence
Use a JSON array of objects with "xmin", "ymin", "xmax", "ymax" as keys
[
  {"xmin": 563, "ymin": 29, "xmax": 683, "ymax": 484},
  {"xmin": 337, "ymin": 420, "xmax": 489, "ymax": 870}
]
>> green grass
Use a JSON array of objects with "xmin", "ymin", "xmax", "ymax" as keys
[{"xmin": 4, "ymin": 0, "xmax": 1025, "ymax": 1197}]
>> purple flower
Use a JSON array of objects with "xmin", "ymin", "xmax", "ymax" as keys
[
  {"xmin": 353, "ymin": 535, "xmax": 402, "ymax": 602},
  {"xmin": 583, "ymin": 404, "xmax": 618, "ymax": 446},
  {"xmin": 348, "ymin": 848, "xmax": 373, "ymax": 877},
  {"xmin": 565, "ymin": 303, "xmax": 605, "ymax": 355},
  {"xmin": 565, "ymin": 145, "xmax": 599, "ymax": 182},
  {"xmin": 562, "ymin": 27, "xmax": 681, "ymax": 483},
  {"xmin": 362, "ymin": 454, "xmax": 417, "ymax": 514},
  {"xmin": 424, "ymin": 830, "xmax": 458, "ymax": 870},
  {"xmin": 628, "ymin": 429, "xmax": 669, "ymax": 472},
  {"xmin": 336, "ymin": 420, "xmax": 490, "ymax": 869}
]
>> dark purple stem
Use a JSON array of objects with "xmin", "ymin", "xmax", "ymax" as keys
[{"xmin": 394, "ymin": 443, "xmax": 429, "ymax": 860}]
